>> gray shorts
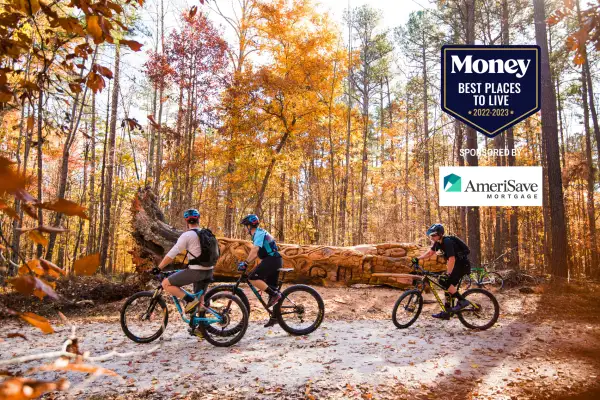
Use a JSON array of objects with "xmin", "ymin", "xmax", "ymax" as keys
[{"xmin": 168, "ymin": 269, "xmax": 213, "ymax": 293}]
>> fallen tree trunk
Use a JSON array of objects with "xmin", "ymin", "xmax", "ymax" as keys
[{"xmin": 131, "ymin": 188, "xmax": 446, "ymax": 287}]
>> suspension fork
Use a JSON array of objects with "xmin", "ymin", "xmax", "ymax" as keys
[{"xmin": 143, "ymin": 287, "xmax": 163, "ymax": 319}]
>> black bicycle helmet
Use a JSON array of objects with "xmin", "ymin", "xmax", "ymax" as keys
[{"xmin": 426, "ymin": 223, "xmax": 444, "ymax": 237}]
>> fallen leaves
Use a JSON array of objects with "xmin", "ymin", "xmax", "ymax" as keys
[
  {"xmin": 32, "ymin": 357, "xmax": 119, "ymax": 377},
  {"xmin": 18, "ymin": 312, "xmax": 54, "ymax": 334},
  {"xmin": 6, "ymin": 333, "xmax": 27, "ymax": 340},
  {"xmin": 0, "ymin": 377, "xmax": 69, "ymax": 400},
  {"xmin": 73, "ymin": 253, "xmax": 100, "ymax": 276}
]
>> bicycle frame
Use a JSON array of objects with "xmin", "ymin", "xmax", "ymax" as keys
[
  {"xmin": 412, "ymin": 263, "xmax": 481, "ymax": 314},
  {"xmin": 228, "ymin": 268, "xmax": 284, "ymax": 316},
  {"xmin": 148, "ymin": 284, "xmax": 222, "ymax": 326},
  {"xmin": 418, "ymin": 275, "xmax": 454, "ymax": 313}
]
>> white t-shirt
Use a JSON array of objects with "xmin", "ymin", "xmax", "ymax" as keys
[{"xmin": 166, "ymin": 229, "xmax": 213, "ymax": 270}]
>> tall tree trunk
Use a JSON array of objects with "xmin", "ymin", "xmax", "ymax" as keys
[
  {"xmin": 501, "ymin": 0, "xmax": 519, "ymax": 269},
  {"xmin": 255, "ymin": 131, "xmax": 290, "ymax": 215},
  {"xmin": 581, "ymin": 60, "xmax": 598, "ymax": 275},
  {"xmin": 533, "ymin": 0, "xmax": 568, "ymax": 278},
  {"xmin": 36, "ymin": 89, "xmax": 44, "ymax": 258},
  {"xmin": 100, "ymin": 43, "xmax": 121, "ymax": 273},
  {"xmin": 464, "ymin": 0, "xmax": 481, "ymax": 267},
  {"xmin": 422, "ymin": 30, "xmax": 431, "ymax": 224},
  {"xmin": 98, "ymin": 80, "xmax": 111, "ymax": 253},
  {"xmin": 87, "ymin": 92, "xmax": 96, "ymax": 254},
  {"xmin": 277, "ymin": 173, "xmax": 285, "ymax": 242}
]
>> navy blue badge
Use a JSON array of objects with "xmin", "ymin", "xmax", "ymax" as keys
[{"xmin": 441, "ymin": 45, "xmax": 540, "ymax": 138}]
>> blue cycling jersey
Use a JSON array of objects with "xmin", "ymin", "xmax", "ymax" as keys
[{"xmin": 252, "ymin": 227, "xmax": 280, "ymax": 258}]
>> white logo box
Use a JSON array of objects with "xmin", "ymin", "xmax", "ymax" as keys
[{"xmin": 439, "ymin": 166, "xmax": 543, "ymax": 207}]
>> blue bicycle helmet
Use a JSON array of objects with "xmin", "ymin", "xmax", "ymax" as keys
[
  {"xmin": 426, "ymin": 223, "xmax": 444, "ymax": 237},
  {"xmin": 183, "ymin": 208, "xmax": 200, "ymax": 221},
  {"xmin": 240, "ymin": 214, "xmax": 260, "ymax": 226}
]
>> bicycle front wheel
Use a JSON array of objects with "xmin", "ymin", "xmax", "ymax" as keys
[
  {"xmin": 120, "ymin": 291, "xmax": 168, "ymax": 343},
  {"xmin": 456, "ymin": 288, "xmax": 499, "ymax": 330},
  {"xmin": 197, "ymin": 293, "xmax": 248, "ymax": 347},
  {"xmin": 392, "ymin": 290, "xmax": 423, "ymax": 329},
  {"xmin": 275, "ymin": 285, "xmax": 325, "ymax": 336},
  {"xmin": 480, "ymin": 272, "xmax": 504, "ymax": 291}
]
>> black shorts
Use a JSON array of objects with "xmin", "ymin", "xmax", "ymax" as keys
[
  {"xmin": 249, "ymin": 256, "xmax": 283, "ymax": 288},
  {"xmin": 448, "ymin": 260, "xmax": 471, "ymax": 287}
]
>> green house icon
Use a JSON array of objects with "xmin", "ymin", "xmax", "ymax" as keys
[{"xmin": 444, "ymin": 173, "xmax": 461, "ymax": 192}]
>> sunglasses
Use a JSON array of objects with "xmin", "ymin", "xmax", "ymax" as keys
[{"xmin": 429, "ymin": 233, "xmax": 440, "ymax": 238}]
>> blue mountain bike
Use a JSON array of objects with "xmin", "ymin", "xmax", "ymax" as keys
[{"xmin": 120, "ymin": 270, "xmax": 248, "ymax": 347}]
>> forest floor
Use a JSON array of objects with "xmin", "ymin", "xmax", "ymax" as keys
[{"xmin": 1, "ymin": 283, "xmax": 599, "ymax": 400}]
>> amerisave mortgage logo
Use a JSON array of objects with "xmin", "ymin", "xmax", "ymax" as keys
[
  {"xmin": 439, "ymin": 167, "xmax": 543, "ymax": 206},
  {"xmin": 441, "ymin": 45, "xmax": 540, "ymax": 138},
  {"xmin": 443, "ymin": 173, "xmax": 462, "ymax": 192}
]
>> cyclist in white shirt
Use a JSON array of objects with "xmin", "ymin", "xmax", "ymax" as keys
[{"xmin": 155, "ymin": 209, "xmax": 213, "ymax": 313}]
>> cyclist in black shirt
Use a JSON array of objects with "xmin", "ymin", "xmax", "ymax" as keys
[{"xmin": 413, "ymin": 223, "xmax": 471, "ymax": 319}]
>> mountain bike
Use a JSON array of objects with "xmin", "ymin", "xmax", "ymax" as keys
[
  {"xmin": 204, "ymin": 264, "xmax": 325, "ymax": 336},
  {"xmin": 392, "ymin": 261, "xmax": 500, "ymax": 330},
  {"xmin": 459, "ymin": 250, "xmax": 510, "ymax": 291},
  {"xmin": 120, "ymin": 270, "xmax": 249, "ymax": 347}
]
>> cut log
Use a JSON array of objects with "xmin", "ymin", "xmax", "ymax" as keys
[{"xmin": 131, "ymin": 187, "xmax": 446, "ymax": 287}]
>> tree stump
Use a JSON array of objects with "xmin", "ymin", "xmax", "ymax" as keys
[{"xmin": 131, "ymin": 187, "xmax": 446, "ymax": 287}]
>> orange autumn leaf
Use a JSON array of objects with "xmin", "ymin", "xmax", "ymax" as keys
[
  {"xmin": 39, "ymin": 258, "xmax": 66, "ymax": 277},
  {"xmin": 29, "ymin": 230, "xmax": 48, "ymax": 247},
  {"xmin": 0, "ymin": 156, "xmax": 27, "ymax": 195},
  {"xmin": 21, "ymin": 202, "xmax": 38, "ymax": 220},
  {"xmin": 19, "ymin": 312, "xmax": 54, "ymax": 334},
  {"xmin": 19, "ymin": 259, "xmax": 44, "ymax": 276},
  {"xmin": 121, "ymin": 39, "xmax": 143, "ymax": 51},
  {"xmin": 0, "ymin": 377, "xmax": 68, "ymax": 399},
  {"xmin": 34, "ymin": 359, "xmax": 119, "ymax": 377},
  {"xmin": 38, "ymin": 198, "xmax": 89, "ymax": 219},
  {"xmin": 9, "ymin": 275, "xmax": 59, "ymax": 299},
  {"xmin": 86, "ymin": 15, "xmax": 103, "ymax": 42},
  {"xmin": 0, "ymin": 202, "xmax": 20, "ymax": 220},
  {"xmin": 73, "ymin": 253, "xmax": 100, "ymax": 276},
  {"xmin": 26, "ymin": 115, "xmax": 34, "ymax": 131},
  {"xmin": 86, "ymin": 70, "xmax": 105, "ymax": 93}
]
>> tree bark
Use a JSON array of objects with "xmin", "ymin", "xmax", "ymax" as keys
[
  {"xmin": 464, "ymin": 0, "xmax": 481, "ymax": 267},
  {"xmin": 100, "ymin": 43, "xmax": 121, "ymax": 273},
  {"xmin": 533, "ymin": 0, "xmax": 569, "ymax": 278}
]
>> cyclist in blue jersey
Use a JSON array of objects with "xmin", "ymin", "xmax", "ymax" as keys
[{"xmin": 237, "ymin": 214, "xmax": 283, "ymax": 326}]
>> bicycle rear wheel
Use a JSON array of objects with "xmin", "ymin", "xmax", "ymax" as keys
[
  {"xmin": 392, "ymin": 290, "xmax": 423, "ymax": 329},
  {"xmin": 458, "ymin": 274, "xmax": 472, "ymax": 291},
  {"xmin": 120, "ymin": 291, "xmax": 168, "ymax": 343},
  {"xmin": 275, "ymin": 285, "xmax": 325, "ymax": 335},
  {"xmin": 197, "ymin": 293, "xmax": 248, "ymax": 347},
  {"xmin": 456, "ymin": 288, "xmax": 499, "ymax": 330},
  {"xmin": 480, "ymin": 272, "xmax": 504, "ymax": 291}
]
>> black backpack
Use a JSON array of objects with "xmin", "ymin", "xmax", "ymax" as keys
[
  {"xmin": 446, "ymin": 235, "xmax": 470, "ymax": 259},
  {"xmin": 188, "ymin": 228, "xmax": 220, "ymax": 267}
]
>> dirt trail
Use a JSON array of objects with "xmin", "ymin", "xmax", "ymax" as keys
[{"xmin": 1, "ymin": 287, "xmax": 599, "ymax": 399}]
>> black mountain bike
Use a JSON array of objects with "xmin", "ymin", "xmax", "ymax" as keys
[
  {"xmin": 392, "ymin": 261, "xmax": 500, "ymax": 330},
  {"xmin": 120, "ymin": 270, "xmax": 249, "ymax": 347},
  {"xmin": 204, "ymin": 264, "xmax": 325, "ymax": 336}
]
